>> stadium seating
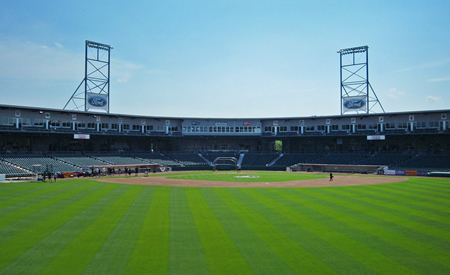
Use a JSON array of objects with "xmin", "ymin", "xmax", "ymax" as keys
[
  {"xmin": 272, "ymin": 153, "xmax": 324, "ymax": 168},
  {"xmin": 2, "ymin": 156, "xmax": 81, "ymax": 173},
  {"xmin": 312, "ymin": 154, "xmax": 367, "ymax": 165},
  {"xmin": 54, "ymin": 156, "xmax": 110, "ymax": 167},
  {"xmin": 165, "ymin": 153, "xmax": 209, "ymax": 167},
  {"xmin": 92, "ymin": 156, "xmax": 149, "ymax": 165},
  {"xmin": 355, "ymin": 153, "xmax": 412, "ymax": 167},
  {"xmin": 0, "ymin": 160, "xmax": 34, "ymax": 177},
  {"xmin": 393, "ymin": 154, "xmax": 450, "ymax": 171}
]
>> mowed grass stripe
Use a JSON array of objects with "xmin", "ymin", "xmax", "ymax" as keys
[
  {"xmin": 0, "ymin": 181, "xmax": 46, "ymax": 197},
  {"xmin": 202, "ymin": 189, "xmax": 295, "ymax": 274},
  {"xmin": 0, "ymin": 180, "xmax": 98, "ymax": 231},
  {"xmin": 36, "ymin": 185, "xmax": 141, "ymax": 275},
  {"xmin": 3, "ymin": 184, "xmax": 131, "ymax": 274},
  {"xmin": 322, "ymin": 187, "xmax": 450, "ymax": 242},
  {"xmin": 169, "ymin": 188, "xmax": 208, "ymax": 275},
  {"xmin": 380, "ymin": 179, "xmax": 450, "ymax": 202},
  {"xmin": 185, "ymin": 188, "xmax": 253, "ymax": 274},
  {"xmin": 403, "ymin": 178, "xmax": 450, "ymax": 192},
  {"xmin": 82, "ymin": 186, "xmax": 153, "ymax": 275},
  {"xmin": 347, "ymin": 185, "xmax": 450, "ymax": 221},
  {"xmin": 0, "ymin": 181, "xmax": 104, "ymax": 245},
  {"xmin": 0, "ymin": 179, "xmax": 88, "ymax": 215},
  {"xmin": 367, "ymin": 183, "xmax": 450, "ymax": 211},
  {"xmin": 208, "ymin": 188, "xmax": 332, "ymax": 274},
  {"xmin": 277, "ymin": 188, "xmax": 450, "ymax": 273},
  {"xmin": 240, "ymin": 188, "xmax": 415, "ymax": 274},
  {"xmin": 125, "ymin": 187, "xmax": 170, "ymax": 274},
  {"xmin": 0, "ymin": 183, "xmax": 119, "ymax": 271},
  {"xmin": 0, "ymin": 180, "xmax": 75, "ymax": 208},
  {"xmin": 228, "ymin": 189, "xmax": 377, "ymax": 275},
  {"xmin": 314, "ymin": 187, "xmax": 450, "ymax": 253}
]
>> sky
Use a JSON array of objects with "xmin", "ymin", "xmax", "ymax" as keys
[{"xmin": 0, "ymin": 0, "xmax": 449, "ymax": 118}]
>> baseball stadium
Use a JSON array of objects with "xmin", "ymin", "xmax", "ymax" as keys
[{"xmin": 0, "ymin": 42, "xmax": 449, "ymax": 274}]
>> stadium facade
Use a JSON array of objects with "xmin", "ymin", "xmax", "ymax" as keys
[{"xmin": 1, "ymin": 104, "xmax": 448, "ymax": 154}]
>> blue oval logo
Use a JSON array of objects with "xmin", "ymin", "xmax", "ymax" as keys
[
  {"xmin": 88, "ymin": 96, "xmax": 107, "ymax": 107},
  {"xmin": 344, "ymin": 99, "xmax": 366, "ymax": 109}
]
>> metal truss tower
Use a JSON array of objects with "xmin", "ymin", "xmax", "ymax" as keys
[
  {"xmin": 337, "ymin": 46, "xmax": 384, "ymax": 115},
  {"xmin": 64, "ymin": 40, "xmax": 113, "ymax": 113}
]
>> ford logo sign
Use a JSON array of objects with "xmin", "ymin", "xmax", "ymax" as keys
[
  {"xmin": 88, "ymin": 96, "xmax": 107, "ymax": 107},
  {"xmin": 344, "ymin": 99, "xmax": 366, "ymax": 109}
]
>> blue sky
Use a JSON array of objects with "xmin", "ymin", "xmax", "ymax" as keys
[{"xmin": 0, "ymin": 0, "xmax": 449, "ymax": 118}]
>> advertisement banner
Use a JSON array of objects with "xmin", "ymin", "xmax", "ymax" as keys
[
  {"xmin": 395, "ymin": 170, "xmax": 406, "ymax": 176},
  {"xmin": 74, "ymin": 134, "xmax": 90, "ymax": 140},
  {"xmin": 87, "ymin": 93, "xmax": 108, "ymax": 111},
  {"xmin": 367, "ymin": 135, "xmax": 385, "ymax": 140},
  {"xmin": 406, "ymin": 170, "xmax": 417, "ymax": 176},
  {"xmin": 384, "ymin": 170, "xmax": 396, "ymax": 175},
  {"xmin": 343, "ymin": 96, "xmax": 367, "ymax": 112},
  {"xmin": 417, "ymin": 171, "xmax": 428, "ymax": 176}
]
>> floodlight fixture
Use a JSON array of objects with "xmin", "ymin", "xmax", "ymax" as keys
[{"xmin": 337, "ymin": 46, "xmax": 368, "ymax": 55}]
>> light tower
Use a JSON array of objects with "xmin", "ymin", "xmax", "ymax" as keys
[
  {"xmin": 337, "ymin": 46, "xmax": 384, "ymax": 115},
  {"xmin": 64, "ymin": 40, "xmax": 113, "ymax": 113}
]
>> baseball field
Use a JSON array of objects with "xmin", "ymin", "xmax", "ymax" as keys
[{"xmin": 0, "ymin": 171, "xmax": 449, "ymax": 274}]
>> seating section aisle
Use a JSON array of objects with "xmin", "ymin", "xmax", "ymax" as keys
[{"xmin": 165, "ymin": 153, "xmax": 209, "ymax": 167}]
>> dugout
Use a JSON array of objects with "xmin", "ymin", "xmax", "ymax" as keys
[{"xmin": 83, "ymin": 163, "xmax": 163, "ymax": 175}]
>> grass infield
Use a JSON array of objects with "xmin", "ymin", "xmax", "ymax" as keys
[{"xmin": 0, "ymin": 171, "xmax": 449, "ymax": 274}]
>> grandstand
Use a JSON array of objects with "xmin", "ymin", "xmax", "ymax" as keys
[{"xmin": 0, "ymin": 104, "xmax": 449, "ymax": 177}]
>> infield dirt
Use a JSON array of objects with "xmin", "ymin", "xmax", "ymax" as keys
[{"xmin": 97, "ymin": 172, "xmax": 408, "ymax": 188}]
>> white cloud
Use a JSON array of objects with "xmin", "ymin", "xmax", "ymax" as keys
[
  {"xmin": 387, "ymin": 88, "xmax": 405, "ymax": 99},
  {"xmin": 54, "ymin": 42, "xmax": 64, "ymax": 48},
  {"xmin": 111, "ymin": 58, "xmax": 144, "ymax": 83},
  {"xmin": 426, "ymin": 95, "xmax": 442, "ymax": 103},
  {"xmin": 0, "ymin": 40, "xmax": 148, "ymax": 86},
  {"xmin": 0, "ymin": 40, "xmax": 83, "ymax": 80},
  {"xmin": 426, "ymin": 76, "xmax": 450, "ymax": 82}
]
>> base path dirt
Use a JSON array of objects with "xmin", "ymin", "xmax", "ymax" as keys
[{"xmin": 97, "ymin": 173, "xmax": 409, "ymax": 188}]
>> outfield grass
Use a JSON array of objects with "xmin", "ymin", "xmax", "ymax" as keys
[{"xmin": 0, "ymin": 172, "xmax": 449, "ymax": 274}]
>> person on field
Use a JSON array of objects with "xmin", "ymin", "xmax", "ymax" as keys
[{"xmin": 329, "ymin": 172, "xmax": 334, "ymax": 181}]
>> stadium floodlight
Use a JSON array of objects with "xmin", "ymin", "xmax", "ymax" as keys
[
  {"xmin": 337, "ymin": 46, "xmax": 369, "ymax": 55},
  {"xmin": 337, "ymin": 45, "xmax": 384, "ymax": 115},
  {"xmin": 64, "ymin": 40, "xmax": 113, "ymax": 113}
]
